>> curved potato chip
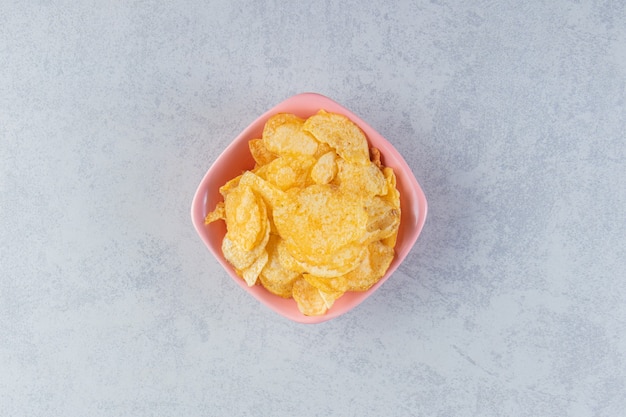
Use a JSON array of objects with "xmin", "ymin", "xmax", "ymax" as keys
[
  {"xmin": 238, "ymin": 171, "xmax": 287, "ymax": 209},
  {"xmin": 276, "ymin": 238, "xmax": 306, "ymax": 273},
  {"xmin": 257, "ymin": 155, "xmax": 315, "ymax": 191},
  {"xmin": 310, "ymin": 151, "xmax": 337, "ymax": 185},
  {"xmin": 241, "ymin": 249, "xmax": 268, "ymax": 286},
  {"xmin": 287, "ymin": 242, "xmax": 367, "ymax": 278},
  {"xmin": 259, "ymin": 272, "xmax": 300, "ymax": 298},
  {"xmin": 382, "ymin": 228, "xmax": 399, "ymax": 248},
  {"xmin": 224, "ymin": 184, "xmax": 267, "ymax": 251},
  {"xmin": 318, "ymin": 289, "xmax": 343, "ymax": 310},
  {"xmin": 205, "ymin": 201, "xmax": 225, "ymax": 224},
  {"xmin": 221, "ymin": 218, "xmax": 271, "ymax": 270},
  {"xmin": 302, "ymin": 110, "xmax": 370, "ymax": 165},
  {"xmin": 345, "ymin": 241, "xmax": 395, "ymax": 292},
  {"xmin": 334, "ymin": 159, "xmax": 387, "ymax": 197},
  {"xmin": 249, "ymin": 138, "xmax": 277, "ymax": 167},
  {"xmin": 259, "ymin": 235, "xmax": 301, "ymax": 298},
  {"xmin": 273, "ymin": 184, "xmax": 367, "ymax": 257},
  {"xmin": 360, "ymin": 196, "xmax": 401, "ymax": 244},
  {"xmin": 263, "ymin": 113, "xmax": 319, "ymax": 156},
  {"xmin": 382, "ymin": 167, "xmax": 400, "ymax": 208},
  {"xmin": 292, "ymin": 277, "xmax": 328, "ymax": 316},
  {"xmin": 313, "ymin": 142, "xmax": 334, "ymax": 158},
  {"xmin": 303, "ymin": 273, "xmax": 348, "ymax": 294},
  {"xmin": 259, "ymin": 276, "xmax": 297, "ymax": 298},
  {"xmin": 219, "ymin": 174, "xmax": 243, "ymax": 197},
  {"xmin": 380, "ymin": 167, "xmax": 401, "ymax": 247}
]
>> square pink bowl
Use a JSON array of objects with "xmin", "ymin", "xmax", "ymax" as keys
[{"xmin": 191, "ymin": 93, "xmax": 427, "ymax": 324}]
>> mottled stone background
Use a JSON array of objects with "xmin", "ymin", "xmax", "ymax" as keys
[{"xmin": 1, "ymin": 1, "xmax": 625, "ymax": 416}]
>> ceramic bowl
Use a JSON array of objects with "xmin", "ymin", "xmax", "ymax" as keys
[{"xmin": 191, "ymin": 92, "xmax": 427, "ymax": 323}]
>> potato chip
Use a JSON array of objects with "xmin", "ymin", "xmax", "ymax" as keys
[
  {"xmin": 204, "ymin": 201, "xmax": 225, "ymax": 224},
  {"xmin": 273, "ymin": 184, "xmax": 367, "ymax": 257},
  {"xmin": 221, "ymin": 219, "xmax": 270, "ymax": 270},
  {"xmin": 238, "ymin": 170, "xmax": 287, "ymax": 209},
  {"xmin": 263, "ymin": 113, "xmax": 319, "ymax": 156},
  {"xmin": 381, "ymin": 167, "xmax": 401, "ymax": 247},
  {"xmin": 241, "ymin": 249, "xmax": 268, "ymax": 286},
  {"xmin": 303, "ymin": 273, "xmax": 348, "ymax": 294},
  {"xmin": 318, "ymin": 289, "xmax": 343, "ymax": 310},
  {"xmin": 259, "ymin": 235, "xmax": 301, "ymax": 298},
  {"xmin": 334, "ymin": 159, "xmax": 387, "ymax": 197},
  {"xmin": 361, "ymin": 196, "xmax": 401, "ymax": 244},
  {"xmin": 219, "ymin": 174, "xmax": 243, "ymax": 197},
  {"xmin": 224, "ymin": 184, "xmax": 266, "ymax": 251},
  {"xmin": 382, "ymin": 230, "xmax": 399, "ymax": 248},
  {"xmin": 345, "ymin": 241, "xmax": 395, "ymax": 292},
  {"xmin": 382, "ymin": 167, "xmax": 400, "ymax": 208},
  {"xmin": 275, "ymin": 238, "xmax": 306, "ymax": 274},
  {"xmin": 367, "ymin": 240, "xmax": 395, "ymax": 283},
  {"xmin": 249, "ymin": 138, "xmax": 277, "ymax": 166},
  {"xmin": 292, "ymin": 277, "xmax": 329, "ymax": 316},
  {"xmin": 259, "ymin": 272, "xmax": 300, "ymax": 298},
  {"xmin": 310, "ymin": 151, "xmax": 337, "ymax": 185},
  {"xmin": 287, "ymin": 242, "xmax": 367, "ymax": 278},
  {"xmin": 302, "ymin": 110, "xmax": 370, "ymax": 165},
  {"xmin": 313, "ymin": 142, "xmax": 334, "ymax": 158},
  {"xmin": 256, "ymin": 155, "xmax": 315, "ymax": 191}
]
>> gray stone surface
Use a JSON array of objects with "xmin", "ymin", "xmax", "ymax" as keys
[{"xmin": 1, "ymin": 1, "xmax": 625, "ymax": 416}]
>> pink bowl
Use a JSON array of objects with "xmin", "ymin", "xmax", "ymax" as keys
[{"xmin": 191, "ymin": 93, "xmax": 427, "ymax": 324}]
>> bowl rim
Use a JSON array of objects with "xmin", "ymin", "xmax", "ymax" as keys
[{"xmin": 191, "ymin": 92, "xmax": 428, "ymax": 324}]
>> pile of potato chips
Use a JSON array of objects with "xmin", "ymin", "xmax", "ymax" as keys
[{"xmin": 205, "ymin": 110, "xmax": 401, "ymax": 316}]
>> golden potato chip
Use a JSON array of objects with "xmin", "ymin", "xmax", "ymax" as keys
[
  {"xmin": 381, "ymin": 167, "xmax": 401, "ymax": 247},
  {"xmin": 287, "ymin": 242, "xmax": 367, "ymax": 278},
  {"xmin": 238, "ymin": 171, "xmax": 287, "ymax": 209},
  {"xmin": 221, "ymin": 219, "xmax": 270, "ymax": 270},
  {"xmin": 262, "ymin": 113, "xmax": 319, "ymax": 156},
  {"xmin": 219, "ymin": 174, "xmax": 243, "ymax": 197},
  {"xmin": 313, "ymin": 142, "xmax": 334, "ymax": 158},
  {"xmin": 258, "ymin": 235, "xmax": 301, "ymax": 298},
  {"xmin": 382, "ymin": 230, "xmax": 399, "ymax": 248},
  {"xmin": 276, "ymin": 238, "xmax": 306, "ymax": 274},
  {"xmin": 366, "ymin": 240, "xmax": 395, "ymax": 284},
  {"xmin": 224, "ymin": 184, "xmax": 267, "ymax": 251},
  {"xmin": 360, "ymin": 196, "xmax": 401, "ymax": 244},
  {"xmin": 249, "ymin": 138, "xmax": 277, "ymax": 167},
  {"xmin": 303, "ymin": 273, "xmax": 348, "ymax": 294},
  {"xmin": 318, "ymin": 288, "xmax": 343, "ymax": 310},
  {"xmin": 310, "ymin": 151, "xmax": 337, "ymax": 185},
  {"xmin": 345, "ymin": 241, "xmax": 395, "ymax": 292},
  {"xmin": 273, "ymin": 184, "xmax": 367, "ymax": 257},
  {"xmin": 302, "ymin": 110, "xmax": 370, "ymax": 165},
  {"xmin": 256, "ymin": 155, "xmax": 315, "ymax": 191},
  {"xmin": 334, "ymin": 159, "xmax": 387, "ymax": 197},
  {"xmin": 382, "ymin": 167, "xmax": 400, "ymax": 208},
  {"xmin": 241, "ymin": 249, "xmax": 268, "ymax": 286},
  {"xmin": 259, "ymin": 272, "xmax": 300, "ymax": 298},
  {"xmin": 205, "ymin": 201, "xmax": 225, "ymax": 224},
  {"xmin": 292, "ymin": 277, "xmax": 328, "ymax": 316}
]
